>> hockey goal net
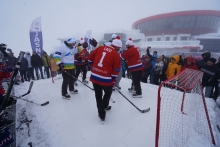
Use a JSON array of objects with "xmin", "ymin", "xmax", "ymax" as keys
[{"xmin": 155, "ymin": 68, "xmax": 216, "ymax": 147}]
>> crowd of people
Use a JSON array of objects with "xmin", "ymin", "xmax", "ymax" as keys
[
  {"xmin": 53, "ymin": 34, "xmax": 220, "ymax": 122},
  {"xmin": 0, "ymin": 33, "xmax": 219, "ymax": 143}
]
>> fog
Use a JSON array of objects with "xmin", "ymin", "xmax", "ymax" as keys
[{"xmin": 0, "ymin": 0, "xmax": 220, "ymax": 56}]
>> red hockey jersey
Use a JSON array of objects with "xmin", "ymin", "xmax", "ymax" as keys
[
  {"xmin": 74, "ymin": 48, "xmax": 89, "ymax": 66},
  {"xmin": 88, "ymin": 46, "xmax": 121, "ymax": 86},
  {"xmin": 120, "ymin": 46, "xmax": 142, "ymax": 72},
  {"xmin": 0, "ymin": 64, "xmax": 12, "ymax": 95}
]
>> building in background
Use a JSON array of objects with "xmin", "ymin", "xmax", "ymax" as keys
[
  {"xmin": 56, "ymin": 10, "xmax": 220, "ymax": 57},
  {"xmin": 132, "ymin": 10, "xmax": 220, "ymax": 56}
]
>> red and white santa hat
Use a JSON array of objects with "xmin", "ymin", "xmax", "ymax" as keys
[
  {"xmin": 79, "ymin": 38, "xmax": 85, "ymax": 44},
  {"xmin": 125, "ymin": 38, "xmax": 134, "ymax": 46}
]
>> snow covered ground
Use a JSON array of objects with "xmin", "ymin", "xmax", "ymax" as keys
[{"xmin": 13, "ymin": 73, "xmax": 220, "ymax": 147}]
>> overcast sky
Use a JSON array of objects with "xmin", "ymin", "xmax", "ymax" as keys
[{"xmin": 0, "ymin": 0, "xmax": 220, "ymax": 56}]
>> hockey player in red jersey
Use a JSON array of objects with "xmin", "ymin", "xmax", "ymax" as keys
[
  {"xmin": 120, "ymin": 38, "xmax": 143, "ymax": 98},
  {"xmin": 88, "ymin": 39, "xmax": 122, "ymax": 122},
  {"xmin": 74, "ymin": 38, "xmax": 89, "ymax": 83}
]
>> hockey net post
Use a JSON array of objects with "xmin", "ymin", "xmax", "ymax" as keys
[{"xmin": 155, "ymin": 68, "xmax": 216, "ymax": 147}]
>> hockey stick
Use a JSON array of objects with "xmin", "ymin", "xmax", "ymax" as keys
[
  {"xmin": 18, "ymin": 98, "xmax": 49, "ymax": 106},
  {"xmin": 63, "ymin": 70, "xmax": 94, "ymax": 90},
  {"xmin": 15, "ymin": 81, "xmax": 34, "ymax": 98},
  {"xmin": 63, "ymin": 70, "xmax": 115, "ymax": 103},
  {"xmin": 115, "ymin": 89, "xmax": 150, "ymax": 113}
]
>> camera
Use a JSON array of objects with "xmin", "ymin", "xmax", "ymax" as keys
[{"xmin": 0, "ymin": 43, "xmax": 7, "ymax": 51}]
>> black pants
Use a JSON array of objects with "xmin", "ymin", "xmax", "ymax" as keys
[
  {"xmin": 44, "ymin": 67, "xmax": 50, "ymax": 78},
  {"xmin": 27, "ymin": 67, "xmax": 34, "ymax": 80},
  {"xmin": 93, "ymin": 83, "xmax": 113, "ymax": 119},
  {"xmin": 61, "ymin": 69, "xmax": 75, "ymax": 95},
  {"xmin": 131, "ymin": 70, "xmax": 142, "ymax": 95},
  {"xmin": 75, "ymin": 65, "xmax": 87, "ymax": 80},
  {"xmin": 154, "ymin": 74, "xmax": 161, "ymax": 85},
  {"xmin": 20, "ymin": 70, "xmax": 27, "ymax": 82}
]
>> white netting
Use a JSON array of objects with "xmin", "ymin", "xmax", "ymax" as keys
[{"xmin": 155, "ymin": 68, "xmax": 215, "ymax": 147}]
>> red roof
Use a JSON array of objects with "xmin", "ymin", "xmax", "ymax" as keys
[{"xmin": 132, "ymin": 10, "xmax": 220, "ymax": 28}]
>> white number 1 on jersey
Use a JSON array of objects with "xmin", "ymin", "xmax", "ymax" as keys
[{"xmin": 98, "ymin": 52, "xmax": 107, "ymax": 67}]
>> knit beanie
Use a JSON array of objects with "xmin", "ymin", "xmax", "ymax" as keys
[
  {"xmin": 208, "ymin": 58, "xmax": 216, "ymax": 64},
  {"xmin": 125, "ymin": 38, "xmax": 134, "ymax": 46},
  {"xmin": 112, "ymin": 39, "xmax": 122, "ymax": 48}
]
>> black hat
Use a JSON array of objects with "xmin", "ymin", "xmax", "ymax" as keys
[{"xmin": 208, "ymin": 58, "xmax": 216, "ymax": 64}]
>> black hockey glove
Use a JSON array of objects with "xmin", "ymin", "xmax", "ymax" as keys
[
  {"xmin": 89, "ymin": 38, "xmax": 97, "ymax": 47},
  {"xmin": 82, "ymin": 42, "xmax": 88, "ymax": 48},
  {"xmin": 7, "ymin": 97, "xmax": 17, "ymax": 107},
  {"xmin": 58, "ymin": 63, "xmax": 64, "ymax": 71}
]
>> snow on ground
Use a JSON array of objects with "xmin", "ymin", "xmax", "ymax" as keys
[{"xmin": 13, "ymin": 73, "xmax": 220, "ymax": 147}]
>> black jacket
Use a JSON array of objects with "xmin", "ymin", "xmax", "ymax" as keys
[
  {"xmin": 200, "ymin": 64, "xmax": 219, "ymax": 86},
  {"xmin": 19, "ymin": 57, "xmax": 28, "ymax": 71},
  {"xmin": 197, "ymin": 52, "xmax": 211, "ymax": 69},
  {"xmin": 31, "ymin": 54, "xmax": 43, "ymax": 67}
]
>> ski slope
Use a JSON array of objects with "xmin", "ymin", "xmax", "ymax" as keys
[{"xmin": 14, "ymin": 73, "xmax": 220, "ymax": 147}]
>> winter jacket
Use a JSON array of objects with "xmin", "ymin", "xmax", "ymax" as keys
[
  {"xmin": 42, "ymin": 55, "xmax": 51, "ymax": 67},
  {"xmin": 74, "ymin": 47, "xmax": 89, "ymax": 66},
  {"xmin": 53, "ymin": 42, "xmax": 75, "ymax": 70},
  {"xmin": 153, "ymin": 61, "xmax": 164, "ymax": 75},
  {"xmin": 197, "ymin": 52, "xmax": 211, "ymax": 69},
  {"xmin": 19, "ymin": 57, "xmax": 28, "ymax": 71},
  {"xmin": 181, "ymin": 57, "xmax": 198, "ymax": 71},
  {"xmin": 25, "ymin": 55, "xmax": 32, "ymax": 68},
  {"xmin": 31, "ymin": 54, "xmax": 43, "ymax": 67},
  {"xmin": 120, "ymin": 46, "xmax": 142, "ymax": 72},
  {"xmin": 200, "ymin": 64, "xmax": 219, "ymax": 86},
  {"xmin": 165, "ymin": 55, "xmax": 182, "ymax": 79},
  {"xmin": 6, "ymin": 56, "xmax": 16, "ymax": 67},
  {"xmin": 142, "ymin": 59, "xmax": 152, "ymax": 78}
]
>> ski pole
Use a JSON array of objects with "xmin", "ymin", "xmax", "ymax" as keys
[{"xmin": 115, "ymin": 88, "xmax": 150, "ymax": 113}]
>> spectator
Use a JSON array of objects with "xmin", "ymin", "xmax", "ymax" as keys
[
  {"xmin": 19, "ymin": 57, "xmax": 28, "ymax": 82},
  {"xmin": 25, "ymin": 51, "xmax": 35, "ymax": 81},
  {"xmin": 42, "ymin": 52, "xmax": 51, "ymax": 79},
  {"xmin": 200, "ymin": 58, "xmax": 219, "ymax": 99},
  {"xmin": 181, "ymin": 57, "xmax": 198, "ymax": 71},
  {"xmin": 150, "ymin": 54, "xmax": 158, "ymax": 84},
  {"xmin": 141, "ymin": 55, "xmax": 151, "ymax": 83},
  {"xmin": 197, "ymin": 52, "xmax": 211, "ymax": 69},
  {"xmin": 153, "ymin": 56, "xmax": 164, "ymax": 85},
  {"xmin": 31, "ymin": 51, "xmax": 44, "ymax": 80},
  {"xmin": 161, "ymin": 55, "xmax": 168, "ymax": 82},
  {"xmin": 165, "ymin": 55, "xmax": 182, "ymax": 79},
  {"xmin": 213, "ymin": 57, "xmax": 220, "ymax": 100}
]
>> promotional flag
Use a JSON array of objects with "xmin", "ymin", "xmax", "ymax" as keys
[
  {"xmin": 84, "ymin": 30, "xmax": 92, "ymax": 51},
  {"xmin": 30, "ymin": 17, "xmax": 43, "ymax": 56}
]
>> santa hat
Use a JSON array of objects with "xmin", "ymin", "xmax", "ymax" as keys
[
  {"xmin": 66, "ymin": 38, "xmax": 76, "ymax": 44},
  {"xmin": 112, "ymin": 39, "xmax": 122, "ymax": 48},
  {"xmin": 116, "ymin": 36, "xmax": 120, "ymax": 39},
  {"xmin": 79, "ymin": 38, "xmax": 85, "ymax": 44},
  {"xmin": 111, "ymin": 34, "xmax": 117, "ymax": 39},
  {"xmin": 125, "ymin": 38, "xmax": 134, "ymax": 46}
]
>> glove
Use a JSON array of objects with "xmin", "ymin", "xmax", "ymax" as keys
[
  {"xmin": 7, "ymin": 97, "xmax": 17, "ymax": 107},
  {"xmin": 146, "ymin": 46, "xmax": 151, "ymax": 50},
  {"xmin": 77, "ymin": 56, "xmax": 82, "ymax": 62},
  {"xmin": 82, "ymin": 42, "xmax": 88, "ymax": 48},
  {"xmin": 89, "ymin": 38, "xmax": 97, "ymax": 47},
  {"xmin": 58, "ymin": 63, "xmax": 64, "ymax": 71}
]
